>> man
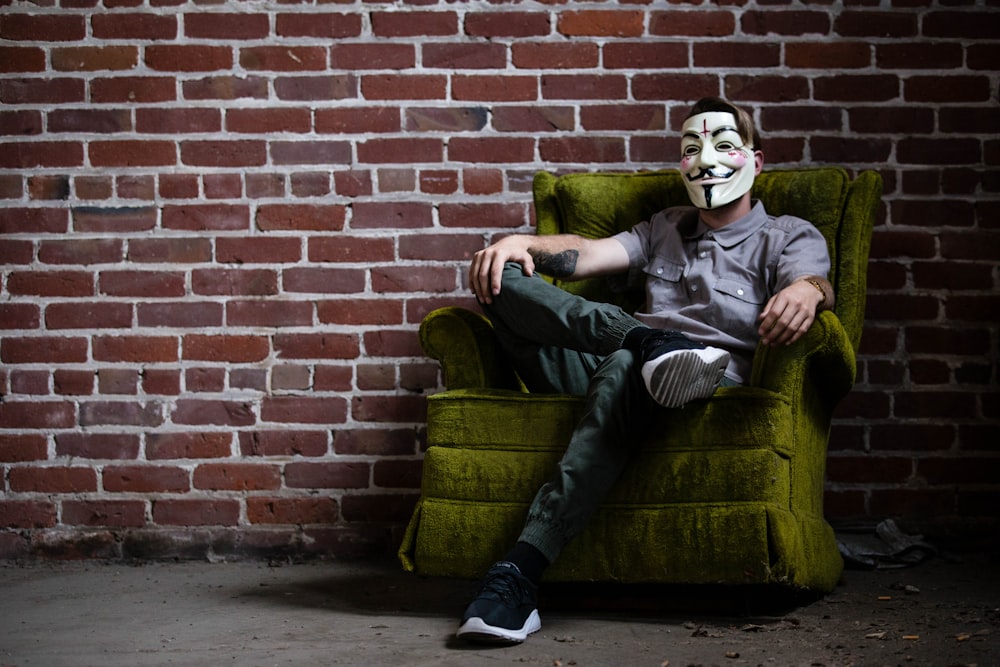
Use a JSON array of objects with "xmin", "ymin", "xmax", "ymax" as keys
[{"xmin": 456, "ymin": 97, "xmax": 834, "ymax": 643}]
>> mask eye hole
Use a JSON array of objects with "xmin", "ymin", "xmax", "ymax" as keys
[{"xmin": 682, "ymin": 145, "xmax": 700, "ymax": 156}]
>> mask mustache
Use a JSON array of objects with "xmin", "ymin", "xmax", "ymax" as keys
[{"xmin": 686, "ymin": 167, "xmax": 735, "ymax": 182}]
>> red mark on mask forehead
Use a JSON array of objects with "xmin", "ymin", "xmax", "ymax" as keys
[{"xmin": 697, "ymin": 118, "xmax": 739, "ymax": 139}]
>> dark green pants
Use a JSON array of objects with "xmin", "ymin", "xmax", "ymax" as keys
[{"xmin": 481, "ymin": 264, "xmax": 654, "ymax": 563}]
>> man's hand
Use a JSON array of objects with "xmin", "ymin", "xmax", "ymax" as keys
[
  {"xmin": 757, "ymin": 279, "xmax": 826, "ymax": 347},
  {"xmin": 469, "ymin": 235, "xmax": 534, "ymax": 304}
]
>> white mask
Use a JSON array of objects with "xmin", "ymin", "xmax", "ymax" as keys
[{"xmin": 680, "ymin": 111, "xmax": 757, "ymax": 210}]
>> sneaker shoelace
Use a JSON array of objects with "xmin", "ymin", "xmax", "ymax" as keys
[{"xmin": 479, "ymin": 568, "xmax": 530, "ymax": 605}]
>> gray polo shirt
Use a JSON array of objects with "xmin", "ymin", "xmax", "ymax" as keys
[{"xmin": 613, "ymin": 200, "xmax": 831, "ymax": 384}]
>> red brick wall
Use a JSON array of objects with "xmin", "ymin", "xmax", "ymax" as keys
[{"xmin": 1, "ymin": 2, "xmax": 997, "ymax": 559}]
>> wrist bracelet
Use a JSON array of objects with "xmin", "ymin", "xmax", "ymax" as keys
[{"xmin": 806, "ymin": 278, "xmax": 826, "ymax": 306}]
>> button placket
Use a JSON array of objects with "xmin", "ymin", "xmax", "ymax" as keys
[{"xmin": 689, "ymin": 237, "xmax": 711, "ymax": 297}]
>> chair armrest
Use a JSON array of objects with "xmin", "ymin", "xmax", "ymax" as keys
[
  {"xmin": 418, "ymin": 307, "xmax": 523, "ymax": 391},
  {"xmin": 749, "ymin": 310, "xmax": 857, "ymax": 407}
]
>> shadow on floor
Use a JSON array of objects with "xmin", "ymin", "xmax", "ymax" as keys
[{"xmin": 226, "ymin": 556, "xmax": 820, "ymax": 624}]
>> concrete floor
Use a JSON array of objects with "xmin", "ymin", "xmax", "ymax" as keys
[{"xmin": 0, "ymin": 555, "xmax": 997, "ymax": 667}]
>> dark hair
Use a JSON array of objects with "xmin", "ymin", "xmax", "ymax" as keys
[{"xmin": 685, "ymin": 97, "xmax": 762, "ymax": 151}]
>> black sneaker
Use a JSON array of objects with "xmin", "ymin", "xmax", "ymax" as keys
[
  {"xmin": 456, "ymin": 561, "xmax": 541, "ymax": 643},
  {"xmin": 638, "ymin": 330, "xmax": 730, "ymax": 408}
]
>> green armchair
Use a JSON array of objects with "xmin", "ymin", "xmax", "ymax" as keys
[{"xmin": 399, "ymin": 167, "xmax": 882, "ymax": 594}]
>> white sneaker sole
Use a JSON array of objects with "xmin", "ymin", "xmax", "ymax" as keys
[
  {"xmin": 641, "ymin": 346, "xmax": 730, "ymax": 408},
  {"xmin": 456, "ymin": 609, "xmax": 541, "ymax": 643}
]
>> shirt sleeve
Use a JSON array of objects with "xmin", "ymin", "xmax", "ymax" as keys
[
  {"xmin": 773, "ymin": 217, "xmax": 832, "ymax": 292},
  {"xmin": 611, "ymin": 219, "xmax": 652, "ymax": 269}
]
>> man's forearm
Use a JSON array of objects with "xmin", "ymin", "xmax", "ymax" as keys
[
  {"xmin": 530, "ymin": 248, "xmax": 580, "ymax": 277},
  {"xmin": 525, "ymin": 235, "xmax": 588, "ymax": 279},
  {"xmin": 516, "ymin": 233, "xmax": 630, "ymax": 282}
]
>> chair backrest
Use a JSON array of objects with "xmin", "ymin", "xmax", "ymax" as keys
[{"xmin": 532, "ymin": 168, "xmax": 882, "ymax": 352}]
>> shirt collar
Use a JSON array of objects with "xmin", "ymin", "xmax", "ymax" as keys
[{"xmin": 683, "ymin": 200, "xmax": 769, "ymax": 248}]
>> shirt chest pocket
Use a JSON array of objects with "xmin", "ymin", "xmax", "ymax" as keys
[
  {"xmin": 642, "ymin": 259, "xmax": 685, "ymax": 311},
  {"xmin": 644, "ymin": 258, "xmax": 685, "ymax": 283}
]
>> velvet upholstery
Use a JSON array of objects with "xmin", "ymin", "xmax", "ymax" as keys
[{"xmin": 399, "ymin": 167, "xmax": 882, "ymax": 593}]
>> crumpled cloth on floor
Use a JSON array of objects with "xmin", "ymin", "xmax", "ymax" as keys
[{"xmin": 837, "ymin": 519, "xmax": 938, "ymax": 569}]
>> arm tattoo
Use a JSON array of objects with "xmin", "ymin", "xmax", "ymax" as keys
[{"xmin": 531, "ymin": 249, "xmax": 580, "ymax": 278}]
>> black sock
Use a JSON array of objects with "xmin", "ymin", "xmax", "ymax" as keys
[
  {"xmin": 503, "ymin": 541, "xmax": 549, "ymax": 586},
  {"xmin": 622, "ymin": 326, "xmax": 654, "ymax": 353}
]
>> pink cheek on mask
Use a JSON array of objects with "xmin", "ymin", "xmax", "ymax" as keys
[
  {"xmin": 680, "ymin": 156, "xmax": 693, "ymax": 168},
  {"xmin": 727, "ymin": 151, "xmax": 747, "ymax": 166}
]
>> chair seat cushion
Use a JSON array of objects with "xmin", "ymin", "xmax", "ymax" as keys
[
  {"xmin": 427, "ymin": 386, "xmax": 794, "ymax": 455},
  {"xmin": 421, "ymin": 445, "xmax": 790, "ymax": 505}
]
